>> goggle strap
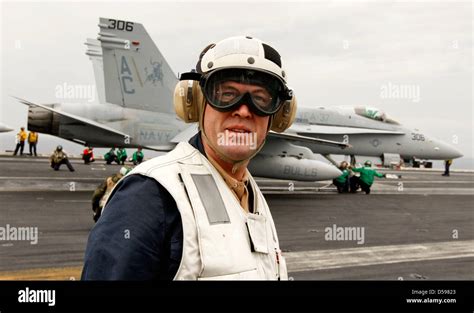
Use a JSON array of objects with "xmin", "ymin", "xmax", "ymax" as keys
[{"xmin": 179, "ymin": 72, "xmax": 202, "ymax": 81}]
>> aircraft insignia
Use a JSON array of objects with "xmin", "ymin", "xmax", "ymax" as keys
[
  {"xmin": 371, "ymin": 138, "xmax": 381, "ymax": 147},
  {"xmin": 145, "ymin": 58, "xmax": 164, "ymax": 86}
]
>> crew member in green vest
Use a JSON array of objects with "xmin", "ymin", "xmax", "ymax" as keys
[
  {"xmin": 350, "ymin": 160, "xmax": 385, "ymax": 194},
  {"xmin": 104, "ymin": 148, "xmax": 119, "ymax": 165},
  {"xmin": 117, "ymin": 148, "xmax": 128, "ymax": 165},
  {"xmin": 131, "ymin": 147, "xmax": 144, "ymax": 165},
  {"xmin": 333, "ymin": 161, "xmax": 350, "ymax": 193}
]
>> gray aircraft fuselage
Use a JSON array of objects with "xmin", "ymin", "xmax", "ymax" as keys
[
  {"xmin": 36, "ymin": 102, "xmax": 461, "ymax": 161},
  {"xmin": 290, "ymin": 106, "xmax": 462, "ymax": 161},
  {"xmin": 28, "ymin": 101, "xmax": 185, "ymax": 150}
]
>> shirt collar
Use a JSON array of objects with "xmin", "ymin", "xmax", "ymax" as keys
[{"xmin": 189, "ymin": 131, "xmax": 249, "ymax": 198}]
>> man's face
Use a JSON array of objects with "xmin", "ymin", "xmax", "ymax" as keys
[{"xmin": 203, "ymin": 81, "xmax": 270, "ymax": 161}]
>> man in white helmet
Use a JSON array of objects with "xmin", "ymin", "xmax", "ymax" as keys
[{"xmin": 82, "ymin": 36, "xmax": 296, "ymax": 280}]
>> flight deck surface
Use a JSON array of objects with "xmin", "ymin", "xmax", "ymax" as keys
[{"xmin": 1, "ymin": 156, "xmax": 472, "ymax": 280}]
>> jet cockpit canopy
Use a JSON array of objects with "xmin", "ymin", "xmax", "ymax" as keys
[{"xmin": 354, "ymin": 106, "xmax": 400, "ymax": 125}]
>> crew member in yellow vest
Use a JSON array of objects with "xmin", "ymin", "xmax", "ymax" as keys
[
  {"xmin": 28, "ymin": 131, "xmax": 38, "ymax": 156},
  {"xmin": 82, "ymin": 36, "xmax": 296, "ymax": 280},
  {"xmin": 13, "ymin": 127, "xmax": 27, "ymax": 156},
  {"xmin": 442, "ymin": 159, "xmax": 453, "ymax": 177}
]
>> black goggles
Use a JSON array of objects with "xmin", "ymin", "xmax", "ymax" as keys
[{"xmin": 181, "ymin": 68, "xmax": 293, "ymax": 116}]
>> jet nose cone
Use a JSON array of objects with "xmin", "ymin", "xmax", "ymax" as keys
[
  {"xmin": 0, "ymin": 123, "xmax": 13, "ymax": 133},
  {"xmin": 450, "ymin": 149, "xmax": 463, "ymax": 159},
  {"xmin": 435, "ymin": 141, "xmax": 463, "ymax": 159}
]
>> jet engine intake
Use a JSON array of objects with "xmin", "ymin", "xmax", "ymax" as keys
[{"xmin": 27, "ymin": 106, "xmax": 60, "ymax": 135}]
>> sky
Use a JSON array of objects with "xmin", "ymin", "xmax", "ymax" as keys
[{"xmin": 0, "ymin": 0, "xmax": 472, "ymax": 168}]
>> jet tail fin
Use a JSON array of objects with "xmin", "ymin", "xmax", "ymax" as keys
[
  {"xmin": 98, "ymin": 17, "xmax": 177, "ymax": 113},
  {"xmin": 85, "ymin": 38, "xmax": 106, "ymax": 104}
]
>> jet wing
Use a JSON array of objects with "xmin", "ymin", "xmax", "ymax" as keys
[
  {"xmin": 140, "ymin": 124, "xmax": 199, "ymax": 151},
  {"xmin": 290, "ymin": 124, "xmax": 405, "ymax": 135},
  {"xmin": 268, "ymin": 131, "xmax": 349, "ymax": 149},
  {"xmin": 146, "ymin": 127, "xmax": 348, "ymax": 151},
  {"xmin": 141, "ymin": 144, "xmax": 176, "ymax": 152},
  {"xmin": 15, "ymin": 97, "xmax": 132, "ymax": 141},
  {"xmin": 170, "ymin": 124, "xmax": 199, "ymax": 143}
]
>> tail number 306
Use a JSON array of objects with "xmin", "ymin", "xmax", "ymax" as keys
[{"xmin": 108, "ymin": 19, "xmax": 134, "ymax": 32}]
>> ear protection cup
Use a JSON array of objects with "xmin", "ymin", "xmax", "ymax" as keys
[
  {"xmin": 270, "ymin": 96, "xmax": 297, "ymax": 133},
  {"xmin": 173, "ymin": 80, "xmax": 203, "ymax": 123}
]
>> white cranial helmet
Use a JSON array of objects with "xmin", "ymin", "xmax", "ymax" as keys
[{"xmin": 197, "ymin": 36, "xmax": 288, "ymax": 83}]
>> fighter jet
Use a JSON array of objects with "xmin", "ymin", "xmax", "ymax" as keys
[{"xmin": 17, "ymin": 18, "xmax": 346, "ymax": 182}]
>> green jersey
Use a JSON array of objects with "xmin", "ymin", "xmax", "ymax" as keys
[
  {"xmin": 104, "ymin": 149, "xmax": 115, "ymax": 159},
  {"xmin": 117, "ymin": 149, "xmax": 127, "ymax": 159},
  {"xmin": 335, "ymin": 169, "xmax": 349, "ymax": 183},
  {"xmin": 352, "ymin": 166, "xmax": 384, "ymax": 186},
  {"xmin": 132, "ymin": 151, "xmax": 144, "ymax": 162}
]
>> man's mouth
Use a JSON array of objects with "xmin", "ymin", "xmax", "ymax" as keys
[{"xmin": 226, "ymin": 127, "xmax": 251, "ymax": 134}]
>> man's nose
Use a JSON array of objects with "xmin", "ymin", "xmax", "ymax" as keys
[{"xmin": 232, "ymin": 103, "xmax": 252, "ymax": 118}]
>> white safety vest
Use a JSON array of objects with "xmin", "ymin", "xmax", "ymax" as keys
[{"xmin": 127, "ymin": 142, "xmax": 288, "ymax": 280}]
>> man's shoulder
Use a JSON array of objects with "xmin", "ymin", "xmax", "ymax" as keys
[
  {"xmin": 132, "ymin": 142, "xmax": 201, "ymax": 173},
  {"xmin": 104, "ymin": 174, "xmax": 175, "ymax": 214}
]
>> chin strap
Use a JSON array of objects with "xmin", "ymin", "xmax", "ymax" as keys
[{"xmin": 199, "ymin": 102, "xmax": 270, "ymax": 174}]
